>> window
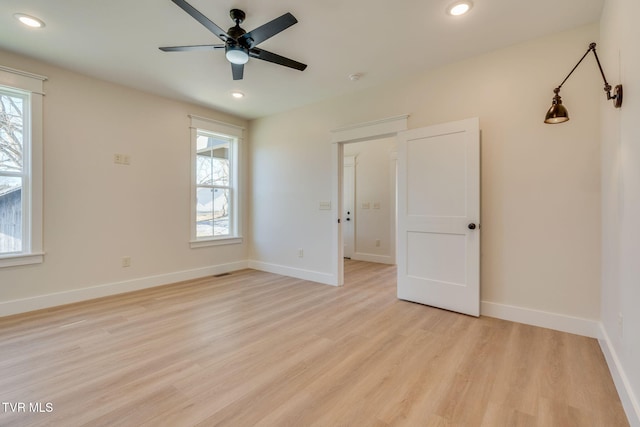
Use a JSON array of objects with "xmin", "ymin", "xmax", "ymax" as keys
[
  {"xmin": 189, "ymin": 115, "xmax": 243, "ymax": 247},
  {"xmin": 0, "ymin": 66, "xmax": 45, "ymax": 267},
  {"xmin": 196, "ymin": 132, "xmax": 232, "ymax": 238}
]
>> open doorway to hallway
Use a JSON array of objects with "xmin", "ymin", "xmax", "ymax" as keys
[{"xmin": 341, "ymin": 137, "xmax": 397, "ymax": 285}]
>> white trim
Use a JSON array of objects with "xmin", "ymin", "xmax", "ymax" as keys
[
  {"xmin": 331, "ymin": 116, "xmax": 409, "ymax": 287},
  {"xmin": 0, "ymin": 66, "xmax": 47, "ymax": 94},
  {"xmin": 331, "ymin": 114, "xmax": 410, "ymax": 143},
  {"xmin": 344, "ymin": 155, "xmax": 356, "ymax": 167},
  {"xmin": 0, "ymin": 65, "xmax": 47, "ymax": 82},
  {"xmin": 333, "ymin": 142, "xmax": 344, "ymax": 286},
  {"xmin": 599, "ymin": 324, "xmax": 640, "ymax": 427},
  {"xmin": 351, "ymin": 252, "xmax": 395, "ymax": 265},
  {"xmin": 190, "ymin": 236, "xmax": 243, "ymax": 248},
  {"xmin": 0, "ymin": 261, "xmax": 249, "ymax": 317},
  {"xmin": 188, "ymin": 115, "xmax": 244, "ymax": 138},
  {"xmin": 0, "ymin": 252, "xmax": 44, "ymax": 268},
  {"xmin": 248, "ymin": 260, "xmax": 337, "ymax": 286},
  {"xmin": 29, "ymin": 92, "xmax": 44, "ymax": 256},
  {"xmin": 480, "ymin": 301, "xmax": 600, "ymax": 338}
]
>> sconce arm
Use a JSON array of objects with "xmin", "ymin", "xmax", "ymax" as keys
[
  {"xmin": 555, "ymin": 44, "xmax": 593, "ymax": 91},
  {"xmin": 554, "ymin": 42, "xmax": 622, "ymax": 108}
]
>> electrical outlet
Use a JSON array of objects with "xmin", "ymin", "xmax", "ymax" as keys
[
  {"xmin": 298, "ymin": 248, "xmax": 304, "ymax": 258},
  {"xmin": 122, "ymin": 257, "xmax": 131, "ymax": 268}
]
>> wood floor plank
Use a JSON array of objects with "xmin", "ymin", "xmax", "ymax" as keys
[{"xmin": 0, "ymin": 261, "xmax": 629, "ymax": 426}]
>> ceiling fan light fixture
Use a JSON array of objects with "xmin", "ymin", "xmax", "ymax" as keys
[
  {"xmin": 447, "ymin": 1, "xmax": 473, "ymax": 16},
  {"xmin": 225, "ymin": 45, "xmax": 249, "ymax": 65},
  {"xmin": 14, "ymin": 13, "xmax": 45, "ymax": 28}
]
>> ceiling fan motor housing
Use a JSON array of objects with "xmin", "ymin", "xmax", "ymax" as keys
[
  {"xmin": 229, "ymin": 9, "xmax": 245, "ymax": 24},
  {"xmin": 227, "ymin": 25, "xmax": 246, "ymax": 41}
]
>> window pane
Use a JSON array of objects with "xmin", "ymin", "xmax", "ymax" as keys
[
  {"xmin": 197, "ymin": 133, "xmax": 230, "ymax": 186},
  {"xmin": 196, "ymin": 187, "xmax": 214, "ymax": 238},
  {"xmin": 213, "ymin": 188, "xmax": 230, "ymax": 236},
  {"xmin": 196, "ymin": 151, "xmax": 213, "ymax": 185},
  {"xmin": 212, "ymin": 149, "xmax": 229, "ymax": 186},
  {"xmin": 0, "ymin": 93, "xmax": 24, "ymax": 173},
  {"xmin": 196, "ymin": 134, "xmax": 210, "ymax": 151},
  {"xmin": 0, "ymin": 176, "xmax": 22, "ymax": 253}
]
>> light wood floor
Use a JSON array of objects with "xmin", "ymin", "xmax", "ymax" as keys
[{"xmin": 0, "ymin": 260, "xmax": 628, "ymax": 426}]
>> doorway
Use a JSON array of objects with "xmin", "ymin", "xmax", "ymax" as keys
[
  {"xmin": 331, "ymin": 116, "xmax": 480, "ymax": 317},
  {"xmin": 330, "ymin": 115, "xmax": 408, "ymax": 287},
  {"xmin": 342, "ymin": 138, "xmax": 397, "ymax": 265}
]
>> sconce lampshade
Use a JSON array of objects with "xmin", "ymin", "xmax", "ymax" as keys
[{"xmin": 544, "ymin": 89, "xmax": 569, "ymax": 124}]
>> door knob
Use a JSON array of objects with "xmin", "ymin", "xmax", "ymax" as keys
[{"xmin": 468, "ymin": 223, "xmax": 476, "ymax": 230}]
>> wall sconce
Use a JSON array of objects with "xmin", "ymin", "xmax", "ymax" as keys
[{"xmin": 544, "ymin": 42, "xmax": 622, "ymax": 124}]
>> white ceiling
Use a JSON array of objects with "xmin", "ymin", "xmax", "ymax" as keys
[{"xmin": 0, "ymin": 0, "xmax": 603, "ymax": 119}]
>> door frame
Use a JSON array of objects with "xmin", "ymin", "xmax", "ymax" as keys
[{"xmin": 330, "ymin": 115, "xmax": 409, "ymax": 286}]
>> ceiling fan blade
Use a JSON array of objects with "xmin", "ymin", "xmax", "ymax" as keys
[
  {"xmin": 159, "ymin": 44, "xmax": 225, "ymax": 52},
  {"xmin": 231, "ymin": 63, "xmax": 244, "ymax": 80},
  {"xmin": 240, "ymin": 13, "xmax": 297, "ymax": 47},
  {"xmin": 171, "ymin": 0, "xmax": 229, "ymax": 42},
  {"xmin": 250, "ymin": 48, "xmax": 307, "ymax": 71}
]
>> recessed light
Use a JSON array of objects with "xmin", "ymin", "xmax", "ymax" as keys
[
  {"xmin": 14, "ymin": 13, "xmax": 45, "ymax": 28},
  {"xmin": 447, "ymin": 1, "xmax": 473, "ymax": 16},
  {"xmin": 231, "ymin": 91, "xmax": 244, "ymax": 99}
]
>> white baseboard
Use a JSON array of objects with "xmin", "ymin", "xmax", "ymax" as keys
[
  {"xmin": 248, "ymin": 260, "xmax": 336, "ymax": 286},
  {"xmin": 480, "ymin": 301, "xmax": 600, "ymax": 338},
  {"xmin": 351, "ymin": 252, "xmax": 395, "ymax": 265},
  {"xmin": 599, "ymin": 324, "xmax": 640, "ymax": 427},
  {"xmin": 0, "ymin": 260, "xmax": 249, "ymax": 317}
]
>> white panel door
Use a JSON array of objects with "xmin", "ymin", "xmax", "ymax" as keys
[{"xmin": 397, "ymin": 118, "xmax": 480, "ymax": 316}]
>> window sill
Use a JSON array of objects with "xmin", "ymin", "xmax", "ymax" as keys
[
  {"xmin": 190, "ymin": 237, "xmax": 243, "ymax": 249},
  {"xmin": 0, "ymin": 252, "xmax": 45, "ymax": 268}
]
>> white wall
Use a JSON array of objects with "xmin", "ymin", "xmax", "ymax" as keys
[
  {"xmin": 600, "ymin": 0, "xmax": 640, "ymax": 423},
  {"xmin": 344, "ymin": 138, "xmax": 395, "ymax": 264},
  {"xmin": 250, "ymin": 23, "xmax": 602, "ymax": 323},
  {"xmin": 0, "ymin": 49, "xmax": 249, "ymax": 314}
]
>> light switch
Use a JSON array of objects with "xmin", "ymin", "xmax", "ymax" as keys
[
  {"xmin": 362, "ymin": 202, "xmax": 370, "ymax": 209},
  {"xmin": 319, "ymin": 201, "xmax": 331, "ymax": 210},
  {"xmin": 114, "ymin": 153, "xmax": 131, "ymax": 165}
]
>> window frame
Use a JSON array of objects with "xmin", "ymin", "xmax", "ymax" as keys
[
  {"xmin": 0, "ymin": 66, "xmax": 46, "ymax": 268},
  {"xmin": 189, "ymin": 115, "xmax": 243, "ymax": 248}
]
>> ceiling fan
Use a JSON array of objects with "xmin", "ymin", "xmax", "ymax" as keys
[{"xmin": 160, "ymin": 0, "xmax": 307, "ymax": 80}]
